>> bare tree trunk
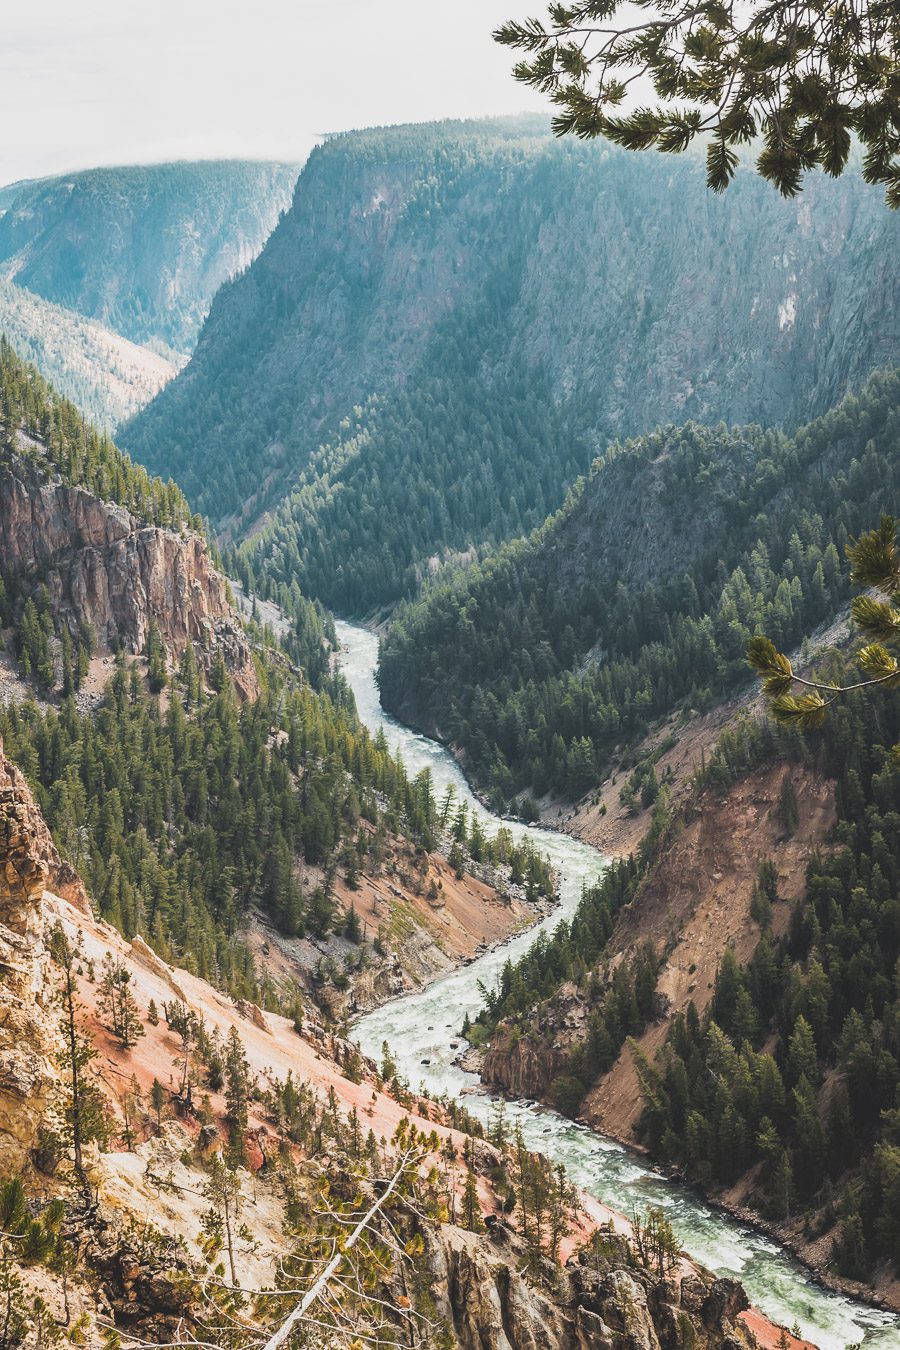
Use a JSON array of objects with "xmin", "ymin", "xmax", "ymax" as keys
[{"xmin": 260, "ymin": 1154, "xmax": 413, "ymax": 1350}]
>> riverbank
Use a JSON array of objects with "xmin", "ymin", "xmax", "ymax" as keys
[
  {"xmin": 245, "ymin": 829, "xmax": 555, "ymax": 1025},
  {"xmin": 584, "ymin": 1110, "xmax": 900, "ymax": 1321},
  {"xmin": 340, "ymin": 617, "xmax": 900, "ymax": 1348},
  {"xmin": 467, "ymin": 1013, "xmax": 900, "ymax": 1329},
  {"xmin": 462, "ymin": 678, "xmax": 900, "ymax": 1318}
]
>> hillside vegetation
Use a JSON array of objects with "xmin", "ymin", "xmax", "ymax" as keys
[
  {"xmin": 0, "ymin": 347, "xmax": 552, "ymax": 1009},
  {"xmin": 379, "ymin": 368, "xmax": 900, "ymax": 807},
  {"xmin": 477, "ymin": 673, "xmax": 900, "ymax": 1290},
  {"xmin": 0, "ymin": 277, "xmax": 179, "ymax": 429},
  {"xmin": 124, "ymin": 118, "xmax": 900, "ymax": 612},
  {"xmin": 0, "ymin": 337, "xmax": 191, "ymax": 527}
]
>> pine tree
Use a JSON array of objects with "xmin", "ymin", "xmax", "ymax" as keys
[
  {"xmin": 343, "ymin": 903, "xmax": 362, "ymax": 943},
  {"xmin": 49, "ymin": 926, "xmax": 109, "ymax": 1200},
  {"xmin": 777, "ymin": 776, "xmax": 799, "ymax": 835},
  {"xmin": 224, "ymin": 1028, "xmax": 251, "ymax": 1160},
  {"xmin": 97, "ymin": 955, "xmax": 145, "ymax": 1049},
  {"xmin": 461, "ymin": 1138, "xmax": 484, "ymax": 1232},
  {"xmin": 201, "ymin": 1155, "xmax": 244, "ymax": 1286},
  {"xmin": 150, "ymin": 1078, "xmax": 166, "ymax": 1132},
  {"xmin": 122, "ymin": 1075, "xmax": 143, "ymax": 1151},
  {"xmin": 145, "ymin": 621, "xmax": 168, "ymax": 693},
  {"xmin": 548, "ymin": 1163, "xmax": 575, "ymax": 1262}
]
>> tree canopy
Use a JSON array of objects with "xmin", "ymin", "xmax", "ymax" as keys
[
  {"xmin": 750, "ymin": 515, "xmax": 900, "ymax": 727},
  {"xmin": 495, "ymin": 1, "xmax": 900, "ymax": 203}
]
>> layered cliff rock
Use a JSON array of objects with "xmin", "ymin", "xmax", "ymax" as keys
[{"xmin": 0, "ymin": 454, "xmax": 259, "ymax": 698}]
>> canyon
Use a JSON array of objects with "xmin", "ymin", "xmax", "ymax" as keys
[{"xmin": 0, "ymin": 725, "xmax": 763, "ymax": 1350}]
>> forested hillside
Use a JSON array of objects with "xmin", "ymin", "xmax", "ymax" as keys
[
  {"xmin": 0, "ymin": 345, "xmax": 551, "ymax": 1012},
  {"xmin": 0, "ymin": 337, "xmax": 192, "ymax": 527},
  {"xmin": 0, "ymin": 161, "xmax": 299, "ymax": 353},
  {"xmin": 639, "ymin": 687, "xmax": 900, "ymax": 1285},
  {"xmin": 0, "ymin": 177, "xmax": 41, "ymax": 211},
  {"xmin": 474, "ymin": 670, "xmax": 900, "ymax": 1288},
  {"xmin": 379, "ymin": 369, "xmax": 900, "ymax": 807},
  {"xmin": 125, "ymin": 117, "xmax": 900, "ymax": 612},
  {"xmin": 0, "ymin": 277, "xmax": 179, "ymax": 428}
]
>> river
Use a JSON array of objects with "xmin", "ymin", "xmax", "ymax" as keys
[{"xmin": 336, "ymin": 619, "xmax": 900, "ymax": 1350}]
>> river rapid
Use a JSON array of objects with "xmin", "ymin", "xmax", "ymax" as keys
[{"xmin": 337, "ymin": 619, "xmax": 900, "ymax": 1350}]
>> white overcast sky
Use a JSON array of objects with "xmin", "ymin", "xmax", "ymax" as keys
[{"xmin": 0, "ymin": 0, "xmax": 550, "ymax": 185}]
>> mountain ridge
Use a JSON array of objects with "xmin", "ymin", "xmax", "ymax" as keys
[
  {"xmin": 123, "ymin": 118, "xmax": 900, "ymax": 613},
  {"xmin": 378, "ymin": 367, "xmax": 900, "ymax": 804},
  {"xmin": 0, "ymin": 159, "xmax": 300, "ymax": 353},
  {"xmin": 0, "ymin": 275, "xmax": 180, "ymax": 428}
]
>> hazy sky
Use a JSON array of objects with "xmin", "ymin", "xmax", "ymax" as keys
[{"xmin": 1, "ymin": 0, "xmax": 549, "ymax": 185}]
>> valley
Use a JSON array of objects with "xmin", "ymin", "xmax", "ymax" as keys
[
  {"xmin": 1, "ymin": 22, "xmax": 899, "ymax": 1339},
  {"xmin": 341, "ymin": 620, "xmax": 900, "ymax": 1350},
  {"xmin": 124, "ymin": 122, "xmax": 900, "ymax": 614}
]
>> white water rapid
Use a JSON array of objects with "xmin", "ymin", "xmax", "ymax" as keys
[{"xmin": 338, "ymin": 619, "xmax": 900, "ymax": 1350}]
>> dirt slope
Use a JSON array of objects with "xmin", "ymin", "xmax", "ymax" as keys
[{"xmin": 582, "ymin": 762, "xmax": 835, "ymax": 1139}]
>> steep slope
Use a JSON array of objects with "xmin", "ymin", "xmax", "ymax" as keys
[
  {"xmin": 379, "ymin": 367, "xmax": 900, "ymax": 806},
  {"xmin": 0, "ymin": 728, "xmax": 765, "ymax": 1349},
  {"xmin": 0, "ymin": 177, "xmax": 43, "ymax": 213},
  {"xmin": 0, "ymin": 160, "xmax": 300, "ymax": 353},
  {"xmin": 0, "ymin": 744, "xmax": 85, "ymax": 1170},
  {"xmin": 0, "ymin": 339, "xmax": 258, "ymax": 698},
  {"xmin": 0, "ymin": 455, "xmax": 258, "ymax": 696},
  {"xmin": 0, "ymin": 277, "xmax": 180, "ymax": 428},
  {"xmin": 123, "ymin": 118, "xmax": 900, "ymax": 610},
  {"xmin": 0, "ymin": 344, "xmax": 555, "ymax": 1014},
  {"xmin": 475, "ymin": 662, "xmax": 900, "ymax": 1306}
]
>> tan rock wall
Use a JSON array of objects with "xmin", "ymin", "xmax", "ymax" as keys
[{"xmin": 0, "ymin": 460, "xmax": 258, "ymax": 699}]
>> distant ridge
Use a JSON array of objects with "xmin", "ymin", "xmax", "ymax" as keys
[
  {"xmin": 0, "ymin": 277, "xmax": 180, "ymax": 429},
  {"xmin": 0, "ymin": 159, "xmax": 301, "ymax": 352}
]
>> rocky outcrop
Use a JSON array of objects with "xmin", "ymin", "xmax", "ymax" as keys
[
  {"xmin": 0, "ymin": 457, "xmax": 259, "ymax": 698},
  {"xmin": 427, "ymin": 1221, "xmax": 754, "ymax": 1350},
  {"xmin": 0, "ymin": 739, "xmax": 89, "ymax": 916},
  {"xmin": 84, "ymin": 1217, "xmax": 196, "ymax": 1339},
  {"xmin": 433, "ymin": 1225, "xmax": 575, "ymax": 1348},
  {"xmin": 0, "ymin": 742, "xmax": 62, "ymax": 1169},
  {"xmin": 482, "ymin": 1028, "xmax": 565, "ymax": 1100}
]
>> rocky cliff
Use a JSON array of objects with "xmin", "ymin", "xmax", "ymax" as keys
[
  {"xmin": 483, "ymin": 1025, "xmax": 567, "ymax": 1103},
  {"xmin": 0, "ymin": 742, "xmax": 66, "ymax": 1169},
  {"xmin": 430, "ymin": 1222, "xmax": 753, "ymax": 1350},
  {"xmin": 0, "ymin": 455, "xmax": 259, "ymax": 697},
  {"xmin": 125, "ymin": 118, "xmax": 900, "ymax": 610}
]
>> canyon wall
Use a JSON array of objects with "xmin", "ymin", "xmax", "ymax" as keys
[{"xmin": 0, "ymin": 458, "xmax": 259, "ymax": 698}]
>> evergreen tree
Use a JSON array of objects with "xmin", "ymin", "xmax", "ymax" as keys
[
  {"xmin": 97, "ymin": 955, "xmax": 145, "ymax": 1049},
  {"xmin": 49, "ymin": 927, "xmax": 109, "ymax": 1200},
  {"xmin": 495, "ymin": 0, "xmax": 900, "ymax": 203}
]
